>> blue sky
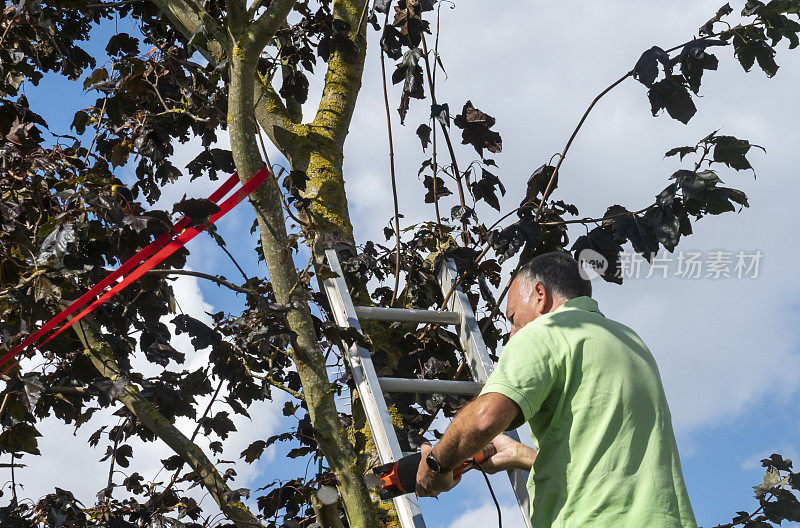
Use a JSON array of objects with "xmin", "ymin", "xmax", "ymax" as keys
[{"xmin": 19, "ymin": 1, "xmax": 800, "ymax": 527}]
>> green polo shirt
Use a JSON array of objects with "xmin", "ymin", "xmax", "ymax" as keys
[{"xmin": 480, "ymin": 297, "xmax": 697, "ymax": 528}]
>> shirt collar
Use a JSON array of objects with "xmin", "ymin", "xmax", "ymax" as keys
[{"xmin": 557, "ymin": 296, "xmax": 603, "ymax": 315}]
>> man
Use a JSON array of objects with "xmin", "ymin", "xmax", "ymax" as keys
[{"xmin": 416, "ymin": 252, "xmax": 697, "ymax": 527}]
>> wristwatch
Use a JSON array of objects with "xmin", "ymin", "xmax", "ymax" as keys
[{"xmin": 425, "ymin": 450, "xmax": 449, "ymax": 473}]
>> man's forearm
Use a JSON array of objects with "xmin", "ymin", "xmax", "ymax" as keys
[
  {"xmin": 430, "ymin": 393, "xmax": 517, "ymax": 470},
  {"xmin": 431, "ymin": 409, "xmax": 499, "ymax": 470},
  {"xmin": 416, "ymin": 393, "xmax": 524, "ymax": 497}
]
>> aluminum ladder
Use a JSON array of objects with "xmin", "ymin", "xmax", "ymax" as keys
[{"xmin": 322, "ymin": 249, "xmax": 533, "ymax": 528}]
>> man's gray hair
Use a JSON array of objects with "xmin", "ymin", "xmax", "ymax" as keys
[{"xmin": 515, "ymin": 252, "xmax": 592, "ymax": 301}]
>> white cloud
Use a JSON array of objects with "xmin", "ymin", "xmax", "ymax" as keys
[
  {"xmin": 445, "ymin": 501, "xmax": 526, "ymax": 528},
  {"xmin": 740, "ymin": 446, "xmax": 800, "ymax": 471}
]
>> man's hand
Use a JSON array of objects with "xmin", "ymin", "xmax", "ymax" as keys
[
  {"xmin": 479, "ymin": 434, "xmax": 538, "ymax": 474},
  {"xmin": 415, "ymin": 443, "xmax": 461, "ymax": 498}
]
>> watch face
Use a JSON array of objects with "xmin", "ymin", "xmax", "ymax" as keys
[{"xmin": 426, "ymin": 452, "xmax": 443, "ymax": 473}]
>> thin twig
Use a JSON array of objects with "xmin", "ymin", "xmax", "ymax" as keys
[
  {"xmin": 10, "ymin": 453, "xmax": 17, "ymax": 504},
  {"xmin": 155, "ymin": 108, "xmax": 211, "ymax": 123},
  {"xmin": 431, "ymin": 127, "xmax": 443, "ymax": 240},
  {"xmin": 379, "ymin": 9, "xmax": 403, "ymax": 306},
  {"xmin": 432, "ymin": 4, "xmax": 444, "ymax": 88},
  {"xmin": 0, "ymin": 393, "xmax": 10, "ymax": 419},
  {"xmin": 256, "ymin": 118, "xmax": 310, "ymax": 230},
  {"xmin": 533, "ymin": 70, "xmax": 633, "ymax": 222},
  {"xmin": 190, "ymin": 377, "xmax": 225, "ymax": 442},
  {"xmin": 467, "ymin": 31, "xmax": 746, "ymax": 327},
  {"xmin": 252, "ymin": 372, "xmax": 303, "ymax": 399},
  {"xmin": 430, "ymin": 6, "xmax": 444, "ymax": 240},
  {"xmin": 530, "ymin": 24, "xmax": 758, "ymax": 224},
  {"xmin": 353, "ymin": 0, "xmax": 371, "ymax": 42},
  {"xmin": 0, "ymin": 13, "xmax": 18, "ymax": 47},
  {"xmin": 149, "ymin": 76, "xmax": 211, "ymax": 123},
  {"xmin": 83, "ymin": 98, "xmax": 108, "ymax": 163},
  {"xmin": 219, "ymin": 243, "xmax": 250, "ymax": 283},
  {"xmin": 278, "ymin": 188, "xmax": 312, "ymax": 229},
  {"xmin": 145, "ymin": 269, "xmax": 258, "ymax": 296},
  {"xmin": 539, "ymin": 204, "xmax": 654, "ymax": 227},
  {"xmin": 255, "ymin": 116, "xmax": 272, "ymax": 168},
  {"xmin": 104, "ymin": 417, "xmax": 128, "ymax": 504},
  {"xmin": 420, "ymin": 33, "xmax": 469, "ymax": 244},
  {"xmin": 479, "ymin": 266, "xmax": 516, "ymax": 333},
  {"xmin": 286, "ymin": 257, "xmax": 314, "ymax": 299}
]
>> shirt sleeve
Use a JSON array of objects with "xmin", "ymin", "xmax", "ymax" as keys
[{"xmin": 479, "ymin": 323, "xmax": 560, "ymax": 430}]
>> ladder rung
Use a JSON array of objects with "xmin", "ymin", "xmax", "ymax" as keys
[
  {"xmin": 378, "ymin": 377, "xmax": 483, "ymax": 395},
  {"xmin": 355, "ymin": 306, "xmax": 460, "ymax": 325}
]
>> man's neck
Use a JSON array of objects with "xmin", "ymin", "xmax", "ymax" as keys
[{"xmin": 546, "ymin": 296, "xmax": 569, "ymax": 314}]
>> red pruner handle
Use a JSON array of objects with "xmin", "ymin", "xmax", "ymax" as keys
[{"xmin": 453, "ymin": 443, "xmax": 497, "ymax": 477}]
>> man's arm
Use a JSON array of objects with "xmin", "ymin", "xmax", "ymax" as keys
[
  {"xmin": 479, "ymin": 433, "xmax": 537, "ymax": 474},
  {"xmin": 416, "ymin": 392, "xmax": 532, "ymax": 497}
]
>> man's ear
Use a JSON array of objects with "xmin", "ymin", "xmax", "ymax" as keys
[{"xmin": 533, "ymin": 281, "xmax": 551, "ymax": 315}]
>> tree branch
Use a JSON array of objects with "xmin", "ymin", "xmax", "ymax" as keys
[
  {"xmin": 438, "ymin": 30, "xmax": 736, "ymax": 309},
  {"xmin": 313, "ymin": 486, "xmax": 345, "ymax": 528},
  {"xmin": 103, "ymin": 417, "xmax": 127, "ymax": 503},
  {"xmin": 250, "ymin": 0, "xmax": 297, "ymax": 52},
  {"xmin": 254, "ymin": 72, "xmax": 304, "ymax": 156},
  {"xmin": 147, "ymin": 0, "xmax": 230, "ymax": 64},
  {"xmin": 421, "ymin": 32, "xmax": 469, "ymax": 244},
  {"xmin": 310, "ymin": 0, "xmax": 368, "ymax": 145},
  {"xmin": 533, "ymin": 69, "xmax": 632, "ymax": 221},
  {"xmin": 70, "ymin": 317, "xmax": 265, "ymax": 528},
  {"xmin": 226, "ymin": 0, "xmax": 247, "ymax": 34},
  {"xmin": 250, "ymin": 372, "xmax": 303, "ymax": 399},
  {"xmin": 145, "ymin": 268, "xmax": 259, "ymax": 296},
  {"xmin": 531, "ymin": 24, "xmax": 761, "ymax": 222},
  {"xmin": 378, "ymin": 9, "xmax": 402, "ymax": 306}
]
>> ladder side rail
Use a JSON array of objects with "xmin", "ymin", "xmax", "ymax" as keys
[
  {"xmin": 323, "ymin": 250, "xmax": 427, "ymax": 528},
  {"xmin": 439, "ymin": 261, "xmax": 496, "ymax": 380},
  {"xmin": 438, "ymin": 259, "xmax": 534, "ymax": 528}
]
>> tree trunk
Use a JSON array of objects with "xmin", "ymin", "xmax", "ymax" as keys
[{"xmin": 226, "ymin": 32, "xmax": 380, "ymax": 528}]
